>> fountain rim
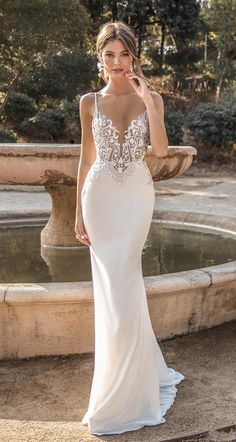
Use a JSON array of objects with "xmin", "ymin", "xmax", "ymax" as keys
[{"xmin": 0, "ymin": 143, "xmax": 197, "ymax": 158}]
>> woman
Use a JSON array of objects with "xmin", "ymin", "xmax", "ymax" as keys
[{"xmin": 75, "ymin": 20, "xmax": 185, "ymax": 436}]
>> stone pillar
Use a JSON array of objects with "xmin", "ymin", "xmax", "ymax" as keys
[{"xmin": 41, "ymin": 184, "xmax": 79, "ymax": 247}]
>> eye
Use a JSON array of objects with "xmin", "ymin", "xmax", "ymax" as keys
[{"xmin": 122, "ymin": 53, "xmax": 130, "ymax": 56}]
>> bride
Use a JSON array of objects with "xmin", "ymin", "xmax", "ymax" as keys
[{"xmin": 75, "ymin": 20, "xmax": 185, "ymax": 436}]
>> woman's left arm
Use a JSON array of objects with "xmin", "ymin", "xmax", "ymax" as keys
[
  {"xmin": 144, "ymin": 92, "xmax": 169, "ymax": 158},
  {"xmin": 126, "ymin": 71, "xmax": 169, "ymax": 158}
]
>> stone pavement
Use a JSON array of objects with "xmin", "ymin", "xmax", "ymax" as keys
[
  {"xmin": 0, "ymin": 174, "xmax": 236, "ymax": 225},
  {"xmin": 156, "ymin": 178, "xmax": 236, "ymax": 216},
  {"xmin": 153, "ymin": 174, "xmax": 236, "ymax": 235}
]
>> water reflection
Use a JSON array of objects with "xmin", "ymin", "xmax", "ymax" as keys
[{"xmin": 0, "ymin": 223, "xmax": 235, "ymax": 283}]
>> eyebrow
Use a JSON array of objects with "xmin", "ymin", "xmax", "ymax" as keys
[{"xmin": 104, "ymin": 50, "xmax": 129, "ymax": 54}]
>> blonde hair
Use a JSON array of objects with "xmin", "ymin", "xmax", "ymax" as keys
[{"xmin": 96, "ymin": 21, "xmax": 154, "ymax": 90}]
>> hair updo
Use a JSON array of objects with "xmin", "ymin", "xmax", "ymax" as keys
[{"xmin": 96, "ymin": 21, "xmax": 146, "ymax": 84}]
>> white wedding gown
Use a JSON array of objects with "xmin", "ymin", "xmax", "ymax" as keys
[{"xmin": 81, "ymin": 92, "xmax": 185, "ymax": 435}]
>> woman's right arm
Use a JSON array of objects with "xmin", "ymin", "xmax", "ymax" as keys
[{"xmin": 75, "ymin": 93, "xmax": 96, "ymax": 245}]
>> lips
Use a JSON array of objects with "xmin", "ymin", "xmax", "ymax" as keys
[{"xmin": 112, "ymin": 69, "xmax": 123, "ymax": 72}]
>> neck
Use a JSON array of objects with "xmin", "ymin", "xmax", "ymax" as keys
[{"xmin": 104, "ymin": 78, "xmax": 136, "ymax": 96}]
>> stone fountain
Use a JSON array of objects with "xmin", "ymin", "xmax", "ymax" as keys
[
  {"xmin": 1, "ymin": 142, "xmax": 236, "ymax": 361},
  {"xmin": 0, "ymin": 143, "xmax": 197, "ymax": 248}
]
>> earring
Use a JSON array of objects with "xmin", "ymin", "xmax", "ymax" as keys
[{"xmin": 97, "ymin": 61, "xmax": 104, "ymax": 78}]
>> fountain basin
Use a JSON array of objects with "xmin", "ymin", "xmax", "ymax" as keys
[
  {"xmin": 0, "ymin": 143, "xmax": 196, "ymax": 185},
  {"xmin": 0, "ymin": 215, "xmax": 235, "ymax": 360},
  {"xmin": 0, "ymin": 143, "xmax": 197, "ymax": 247}
]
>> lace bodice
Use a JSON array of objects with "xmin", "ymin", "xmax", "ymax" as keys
[{"xmin": 91, "ymin": 92, "xmax": 150, "ymax": 184}]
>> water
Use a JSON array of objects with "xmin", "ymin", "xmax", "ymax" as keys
[{"xmin": 0, "ymin": 222, "xmax": 236, "ymax": 283}]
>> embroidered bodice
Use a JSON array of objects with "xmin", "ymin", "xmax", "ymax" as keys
[
  {"xmin": 81, "ymin": 92, "xmax": 153, "ymax": 194},
  {"xmin": 91, "ymin": 92, "xmax": 150, "ymax": 184}
]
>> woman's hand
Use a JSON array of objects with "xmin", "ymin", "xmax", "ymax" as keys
[
  {"xmin": 125, "ymin": 70, "xmax": 150, "ymax": 102},
  {"xmin": 75, "ymin": 211, "xmax": 91, "ymax": 246}
]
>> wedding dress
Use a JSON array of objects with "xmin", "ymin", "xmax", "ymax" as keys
[{"xmin": 80, "ymin": 92, "xmax": 185, "ymax": 435}]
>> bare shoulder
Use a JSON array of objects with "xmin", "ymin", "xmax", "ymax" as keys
[
  {"xmin": 80, "ymin": 92, "xmax": 95, "ymax": 117},
  {"xmin": 149, "ymin": 91, "xmax": 164, "ymax": 105},
  {"xmin": 149, "ymin": 91, "xmax": 165, "ymax": 119}
]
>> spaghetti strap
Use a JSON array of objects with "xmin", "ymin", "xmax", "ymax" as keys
[{"xmin": 94, "ymin": 92, "xmax": 98, "ymax": 113}]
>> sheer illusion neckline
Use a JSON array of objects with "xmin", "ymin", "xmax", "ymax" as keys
[
  {"xmin": 93, "ymin": 93, "xmax": 148, "ymax": 146},
  {"xmin": 93, "ymin": 109, "xmax": 147, "ymax": 145}
]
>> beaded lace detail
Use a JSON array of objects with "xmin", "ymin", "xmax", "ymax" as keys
[{"xmin": 81, "ymin": 93, "xmax": 153, "ymax": 198}]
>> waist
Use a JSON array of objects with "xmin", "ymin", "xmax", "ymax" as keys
[{"xmin": 91, "ymin": 157, "xmax": 152, "ymax": 183}]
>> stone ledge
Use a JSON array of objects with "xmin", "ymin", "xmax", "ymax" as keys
[
  {"xmin": 154, "ymin": 210, "xmax": 236, "ymax": 234},
  {"xmin": 0, "ymin": 260, "xmax": 235, "ymax": 359},
  {"xmin": 2, "ymin": 261, "xmax": 236, "ymax": 306},
  {"xmin": 0, "ymin": 143, "xmax": 196, "ymax": 158}
]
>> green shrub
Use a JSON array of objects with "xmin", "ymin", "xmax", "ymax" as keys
[
  {"xmin": 4, "ymin": 92, "xmax": 37, "ymax": 123},
  {"xmin": 184, "ymin": 102, "xmax": 236, "ymax": 149},
  {"xmin": 58, "ymin": 99, "xmax": 80, "ymax": 120},
  {"xmin": 20, "ymin": 50, "xmax": 97, "ymax": 101},
  {"xmin": 164, "ymin": 111, "xmax": 184, "ymax": 145},
  {"xmin": 58, "ymin": 99, "xmax": 81, "ymax": 143},
  {"xmin": 20, "ymin": 109, "xmax": 66, "ymax": 141},
  {"xmin": 0, "ymin": 129, "xmax": 17, "ymax": 143}
]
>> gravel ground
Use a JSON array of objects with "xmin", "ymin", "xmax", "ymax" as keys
[{"xmin": 0, "ymin": 320, "xmax": 235, "ymax": 442}]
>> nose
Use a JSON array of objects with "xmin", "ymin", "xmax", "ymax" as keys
[{"xmin": 114, "ymin": 55, "xmax": 121, "ymax": 65}]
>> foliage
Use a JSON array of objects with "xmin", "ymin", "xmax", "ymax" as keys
[
  {"xmin": 58, "ymin": 99, "xmax": 81, "ymax": 143},
  {"xmin": 218, "ymin": 86, "xmax": 236, "ymax": 108},
  {"xmin": 184, "ymin": 102, "xmax": 236, "ymax": 154},
  {"xmin": 0, "ymin": 129, "xmax": 17, "ymax": 143},
  {"xmin": 164, "ymin": 111, "xmax": 184, "ymax": 145},
  {"xmin": 113, "ymin": 0, "xmax": 155, "ymax": 57},
  {"xmin": 144, "ymin": 0, "xmax": 203, "ymax": 77},
  {"xmin": 0, "ymin": 0, "xmax": 235, "ymax": 149},
  {"xmin": 0, "ymin": 0, "xmax": 90, "ymax": 113},
  {"xmin": 81, "ymin": 0, "xmax": 204, "ymax": 75},
  {"xmin": 20, "ymin": 51, "xmax": 97, "ymax": 101},
  {"xmin": 164, "ymin": 47, "xmax": 203, "ymax": 79},
  {"xmin": 4, "ymin": 92, "xmax": 37, "ymax": 123},
  {"xmin": 20, "ymin": 109, "xmax": 66, "ymax": 141},
  {"xmin": 152, "ymin": 0, "xmax": 203, "ymax": 44},
  {"xmin": 57, "ymin": 99, "xmax": 80, "ymax": 120},
  {"xmin": 201, "ymin": 0, "xmax": 236, "ymax": 100}
]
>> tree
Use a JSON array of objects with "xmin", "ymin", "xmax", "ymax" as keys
[
  {"xmin": 20, "ymin": 50, "xmax": 96, "ymax": 101},
  {"xmin": 0, "ymin": 0, "xmax": 90, "ymax": 114},
  {"xmin": 152, "ymin": 0, "xmax": 203, "ymax": 76},
  {"xmin": 117, "ymin": 0, "xmax": 154, "ymax": 58},
  {"xmin": 201, "ymin": 0, "xmax": 236, "ymax": 102},
  {"xmin": 79, "ymin": 0, "xmax": 204, "ymax": 81}
]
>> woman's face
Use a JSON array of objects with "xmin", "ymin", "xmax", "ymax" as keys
[{"xmin": 100, "ymin": 39, "xmax": 133, "ymax": 79}]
